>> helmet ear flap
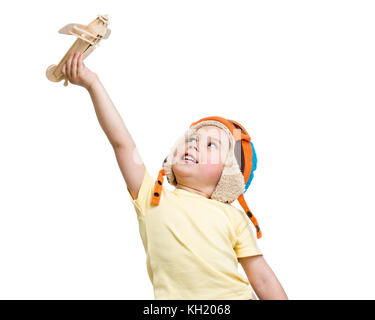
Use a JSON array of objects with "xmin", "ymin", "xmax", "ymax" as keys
[
  {"xmin": 234, "ymin": 140, "xmax": 245, "ymax": 175},
  {"xmin": 234, "ymin": 139, "xmax": 257, "ymax": 194}
]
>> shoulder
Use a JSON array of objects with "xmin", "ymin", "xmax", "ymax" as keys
[
  {"xmin": 223, "ymin": 202, "xmax": 245, "ymax": 217},
  {"xmin": 214, "ymin": 202, "xmax": 245, "ymax": 225},
  {"xmin": 223, "ymin": 203, "xmax": 258, "ymax": 235}
]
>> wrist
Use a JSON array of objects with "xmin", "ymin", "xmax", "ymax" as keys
[{"xmin": 86, "ymin": 74, "xmax": 100, "ymax": 92}]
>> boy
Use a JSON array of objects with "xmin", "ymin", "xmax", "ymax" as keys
[{"xmin": 61, "ymin": 51, "xmax": 288, "ymax": 300}]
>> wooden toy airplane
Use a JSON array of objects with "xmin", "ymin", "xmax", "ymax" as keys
[{"xmin": 46, "ymin": 14, "xmax": 111, "ymax": 86}]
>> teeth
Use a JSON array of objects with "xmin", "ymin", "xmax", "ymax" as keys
[{"xmin": 183, "ymin": 155, "xmax": 196, "ymax": 163}]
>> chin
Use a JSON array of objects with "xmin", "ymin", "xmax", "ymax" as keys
[
  {"xmin": 173, "ymin": 162, "xmax": 197, "ymax": 175},
  {"xmin": 173, "ymin": 162, "xmax": 222, "ymax": 185}
]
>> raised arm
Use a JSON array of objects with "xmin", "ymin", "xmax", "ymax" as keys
[
  {"xmin": 87, "ymin": 79, "xmax": 145, "ymax": 199},
  {"xmin": 62, "ymin": 52, "xmax": 145, "ymax": 199}
]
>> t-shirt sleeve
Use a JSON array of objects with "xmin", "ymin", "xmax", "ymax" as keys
[
  {"xmin": 233, "ymin": 209, "xmax": 262, "ymax": 258},
  {"xmin": 126, "ymin": 169, "xmax": 155, "ymax": 217}
]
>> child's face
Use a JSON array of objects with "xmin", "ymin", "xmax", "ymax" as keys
[{"xmin": 172, "ymin": 125, "xmax": 230, "ymax": 197}]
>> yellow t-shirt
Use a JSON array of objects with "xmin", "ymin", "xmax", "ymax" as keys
[{"xmin": 127, "ymin": 169, "xmax": 262, "ymax": 300}]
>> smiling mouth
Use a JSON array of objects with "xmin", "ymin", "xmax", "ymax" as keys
[{"xmin": 181, "ymin": 153, "xmax": 198, "ymax": 164}]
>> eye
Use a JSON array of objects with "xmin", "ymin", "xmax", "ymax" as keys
[
  {"xmin": 208, "ymin": 141, "xmax": 217, "ymax": 148},
  {"xmin": 188, "ymin": 137, "xmax": 197, "ymax": 142}
]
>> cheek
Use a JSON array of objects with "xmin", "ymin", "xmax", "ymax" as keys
[
  {"xmin": 173, "ymin": 144, "xmax": 186, "ymax": 161},
  {"xmin": 202, "ymin": 150, "xmax": 225, "ymax": 165},
  {"xmin": 198, "ymin": 163, "xmax": 224, "ymax": 181}
]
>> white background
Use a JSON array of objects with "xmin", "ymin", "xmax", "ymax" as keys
[{"xmin": 0, "ymin": 0, "xmax": 374, "ymax": 299}]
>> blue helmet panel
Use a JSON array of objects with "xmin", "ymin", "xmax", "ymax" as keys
[{"xmin": 244, "ymin": 141, "xmax": 257, "ymax": 194}]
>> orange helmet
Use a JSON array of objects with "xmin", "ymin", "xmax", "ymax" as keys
[{"xmin": 151, "ymin": 116, "xmax": 262, "ymax": 239}]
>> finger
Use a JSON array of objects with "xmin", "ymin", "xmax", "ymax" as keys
[
  {"xmin": 72, "ymin": 52, "xmax": 79, "ymax": 79},
  {"xmin": 66, "ymin": 52, "xmax": 74, "ymax": 79},
  {"xmin": 62, "ymin": 63, "xmax": 66, "ymax": 75},
  {"xmin": 78, "ymin": 53, "xmax": 84, "ymax": 74}
]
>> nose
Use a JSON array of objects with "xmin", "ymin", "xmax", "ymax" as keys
[
  {"xmin": 187, "ymin": 141, "xmax": 198, "ymax": 152},
  {"xmin": 190, "ymin": 144, "xmax": 198, "ymax": 151}
]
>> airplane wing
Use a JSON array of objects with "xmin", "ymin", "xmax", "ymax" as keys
[
  {"xmin": 58, "ymin": 23, "xmax": 89, "ymax": 35},
  {"xmin": 58, "ymin": 23, "xmax": 111, "ymax": 41}
]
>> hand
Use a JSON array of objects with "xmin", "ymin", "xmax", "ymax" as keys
[{"xmin": 62, "ymin": 52, "xmax": 99, "ymax": 90}]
